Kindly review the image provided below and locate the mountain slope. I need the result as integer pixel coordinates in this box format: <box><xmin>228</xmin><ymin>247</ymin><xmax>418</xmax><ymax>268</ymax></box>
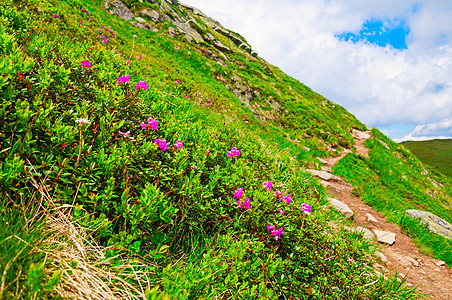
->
<box><xmin>0</xmin><ymin>0</ymin><xmax>450</xmax><ymax>298</ymax></box>
<box><xmin>401</xmin><ymin>139</ymin><xmax>452</xmax><ymax>178</ymax></box>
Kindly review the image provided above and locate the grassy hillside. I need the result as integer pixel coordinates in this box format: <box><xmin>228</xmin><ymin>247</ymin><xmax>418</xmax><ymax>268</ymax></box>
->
<box><xmin>401</xmin><ymin>139</ymin><xmax>452</xmax><ymax>178</ymax></box>
<box><xmin>1</xmin><ymin>0</ymin><xmax>448</xmax><ymax>298</ymax></box>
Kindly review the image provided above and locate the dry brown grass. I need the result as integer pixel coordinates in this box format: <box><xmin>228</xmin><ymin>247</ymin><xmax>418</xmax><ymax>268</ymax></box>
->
<box><xmin>23</xmin><ymin>163</ymin><xmax>151</xmax><ymax>299</ymax></box>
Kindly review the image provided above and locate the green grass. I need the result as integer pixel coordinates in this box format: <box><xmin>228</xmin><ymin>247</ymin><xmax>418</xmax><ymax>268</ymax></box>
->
<box><xmin>0</xmin><ymin>0</ymin><xmax>428</xmax><ymax>298</ymax></box>
<box><xmin>401</xmin><ymin>139</ymin><xmax>452</xmax><ymax>178</ymax></box>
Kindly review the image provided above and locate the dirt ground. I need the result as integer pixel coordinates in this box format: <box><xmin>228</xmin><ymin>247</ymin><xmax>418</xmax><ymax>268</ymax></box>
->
<box><xmin>321</xmin><ymin>132</ymin><xmax>452</xmax><ymax>299</ymax></box>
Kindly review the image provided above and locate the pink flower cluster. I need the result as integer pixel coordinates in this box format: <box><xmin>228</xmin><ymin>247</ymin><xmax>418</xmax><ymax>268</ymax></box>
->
<box><xmin>116</xmin><ymin>75</ymin><xmax>129</xmax><ymax>86</ymax></box>
<box><xmin>97</xmin><ymin>25</ymin><xmax>115</xmax><ymax>44</ymax></box>
<box><xmin>135</xmin><ymin>80</ymin><xmax>149</xmax><ymax>90</ymax></box>
<box><xmin>233</xmin><ymin>187</ymin><xmax>251</xmax><ymax>210</ymax></box>
<box><xmin>227</xmin><ymin>147</ymin><xmax>240</xmax><ymax>158</ymax></box>
<box><xmin>173</xmin><ymin>140</ymin><xmax>183</xmax><ymax>151</ymax></box>
<box><xmin>141</xmin><ymin>118</ymin><xmax>158</xmax><ymax>130</ymax></box>
<box><xmin>263</xmin><ymin>181</ymin><xmax>272</xmax><ymax>191</ymax></box>
<box><xmin>267</xmin><ymin>225</ymin><xmax>283</xmax><ymax>240</ymax></box>
<box><xmin>155</xmin><ymin>138</ymin><xmax>168</xmax><ymax>152</ymax></box>
<box><xmin>301</xmin><ymin>203</ymin><xmax>311</xmax><ymax>215</ymax></box>
<box><xmin>81</xmin><ymin>60</ymin><xmax>91</xmax><ymax>69</ymax></box>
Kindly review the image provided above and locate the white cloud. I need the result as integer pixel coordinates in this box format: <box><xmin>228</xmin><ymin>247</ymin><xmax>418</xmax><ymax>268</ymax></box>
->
<box><xmin>183</xmin><ymin>0</ymin><xmax>452</xmax><ymax>140</ymax></box>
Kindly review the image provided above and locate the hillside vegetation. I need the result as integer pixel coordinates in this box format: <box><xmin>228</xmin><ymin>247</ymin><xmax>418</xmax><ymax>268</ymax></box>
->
<box><xmin>0</xmin><ymin>0</ymin><xmax>450</xmax><ymax>298</ymax></box>
<box><xmin>401</xmin><ymin>139</ymin><xmax>452</xmax><ymax>178</ymax></box>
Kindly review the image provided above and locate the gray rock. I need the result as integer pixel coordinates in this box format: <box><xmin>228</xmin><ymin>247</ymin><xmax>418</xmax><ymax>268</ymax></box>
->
<box><xmin>316</xmin><ymin>157</ymin><xmax>328</xmax><ymax>164</ymax></box>
<box><xmin>140</xmin><ymin>9</ymin><xmax>162</xmax><ymax>22</ymax></box>
<box><xmin>328</xmin><ymin>197</ymin><xmax>354</xmax><ymax>218</ymax></box>
<box><xmin>373</xmin><ymin>230</ymin><xmax>396</xmax><ymax>245</ymax></box>
<box><xmin>104</xmin><ymin>0</ymin><xmax>134</xmax><ymax>21</ymax></box>
<box><xmin>238</xmin><ymin>42</ymin><xmax>251</xmax><ymax>53</ymax></box>
<box><xmin>168</xmin><ymin>26</ymin><xmax>176</xmax><ymax>37</ymax></box>
<box><xmin>213</xmin><ymin>40</ymin><xmax>231</xmax><ymax>52</ymax></box>
<box><xmin>405</xmin><ymin>210</ymin><xmax>452</xmax><ymax>240</ymax></box>
<box><xmin>345</xmin><ymin>226</ymin><xmax>374</xmax><ymax>240</ymax></box>
<box><xmin>173</xmin><ymin>21</ymin><xmax>204</xmax><ymax>44</ymax></box>
<box><xmin>135</xmin><ymin>17</ymin><xmax>146</xmax><ymax>23</ymax></box>
<box><xmin>251</xmin><ymin>50</ymin><xmax>258</xmax><ymax>57</ymax></box>
<box><xmin>129</xmin><ymin>21</ymin><xmax>148</xmax><ymax>30</ymax></box>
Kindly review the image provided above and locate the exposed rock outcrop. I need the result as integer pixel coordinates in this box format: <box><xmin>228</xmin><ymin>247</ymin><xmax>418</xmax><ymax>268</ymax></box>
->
<box><xmin>405</xmin><ymin>210</ymin><xmax>452</xmax><ymax>240</ymax></box>
<box><xmin>104</xmin><ymin>0</ymin><xmax>134</xmax><ymax>21</ymax></box>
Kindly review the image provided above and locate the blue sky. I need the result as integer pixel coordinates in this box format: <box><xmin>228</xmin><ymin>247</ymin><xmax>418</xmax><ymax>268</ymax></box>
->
<box><xmin>184</xmin><ymin>0</ymin><xmax>452</xmax><ymax>142</ymax></box>
<box><xmin>336</xmin><ymin>19</ymin><xmax>409</xmax><ymax>50</ymax></box>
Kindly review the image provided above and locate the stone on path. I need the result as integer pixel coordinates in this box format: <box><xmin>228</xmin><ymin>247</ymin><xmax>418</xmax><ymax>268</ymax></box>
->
<box><xmin>373</xmin><ymin>229</ymin><xmax>396</xmax><ymax>245</ymax></box>
<box><xmin>328</xmin><ymin>197</ymin><xmax>354</xmax><ymax>218</ymax></box>
<box><xmin>307</xmin><ymin>169</ymin><xmax>340</xmax><ymax>181</ymax></box>
<box><xmin>435</xmin><ymin>260</ymin><xmax>446</xmax><ymax>267</ymax></box>
<box><xmin>366</xmin><ymin>213</ymin><xmax>378</xmax><ymax>223</ymax></box>
<box><xmin>405</xmin><ymin>210</ymin><xmax>452</xmax><ymax>240</ymax></box>
<box><xmin>345</xmin><ymin>226</ymin><xmax>374</xmax><ymax>240</ymax></box>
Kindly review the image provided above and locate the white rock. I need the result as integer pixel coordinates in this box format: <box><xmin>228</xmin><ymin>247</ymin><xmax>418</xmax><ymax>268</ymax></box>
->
<box><xmin>366</xmin><ymin>213</ymin><xmax>378</xmax><ymax>223</ymax></box>
<box><xmin>351</xmin><ymin>129</ymin><xmax>371</xmax><ymax>140</ymax></box>
<box><xmin>435</xmin><ymin>260</ymin><xmax>446</xmax><ymax>267</ymax></box>
<box><xmin>328</xmin><ymin>197</ymin><xmax>354</xmax><ymax>218</ymax></box>
<box><xmin>373</xmin><ymin>230</ymin><xmax>396</xmax><ymax>245</ymax></box>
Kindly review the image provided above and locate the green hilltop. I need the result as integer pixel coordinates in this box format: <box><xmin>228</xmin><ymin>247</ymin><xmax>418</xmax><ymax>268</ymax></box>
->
<box><xmin>0</xmin><ymin>0</ymin><xmax>451</xmax><ymax>298</ymax></box>
<box><xmin>401</xmin><ymin>139</ymin><xmax>452</xmax><ymax>178</ymax></box>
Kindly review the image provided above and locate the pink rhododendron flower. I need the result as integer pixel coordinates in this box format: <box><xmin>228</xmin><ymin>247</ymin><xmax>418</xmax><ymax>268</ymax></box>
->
<box><xmin>135</xmin><ymin>80</ymin><xmax>149</xmax><ymax>90</ymax></box>
<box><xmin>81</xmin><ymin>60</ymin><xmax>91</xmax><ymax>69</ymax></box>
<box><xmin>233</xmin><ymin>187</ymin><xmax>243</xmax><ymax>200</ymax></box>
<box><xmin>154</xmin><ymin>138</ymin><xmax>168</xmax><ymax>152</ymax></box>
<box><xmin>118</xmin><ymin>131</ymin><xmax>130</xmax><ymax>138</ymax></box>
<box><xmin>140</xmin><ymin>122</ymin><xmax>146</xmax><ymax>130</ymax></box>
<box><xmin>267</xmin><ymin>224</ymin><xmax>275</xmax><ymax>233</ymax></box>
<box><xmin>278</xmin><ymin>208</ymin><xmax>285</xmax><ymax>215</ymax></box>
<box><xmin>271</xmin><ymin>227</ymin><xmax>284</xmax><ymax>240</ymax></box>
<box><xmin>227</xmin><ymin>147</ymin><xmax>240</xmax><ymax>158</ymax></box>
<box><xmin>173</xmin><ymin>140</ymin><xmax>183</xmax><ymax>151</ymax></box>
<box><xmin>243</xmin><ymin>197</ymin><xmax>251</xmax><ymax>210</ymax></box>
<box><xmin>146</xmin><ymin>118</ymin><xmax>158</xmax><ymax>130</ymax></box>
<box><xmin>116</xmin><ymin>75</ymin><xmax>129</xmax><ymax>86</ymax></box>
<box><xmin>275</xmin><ymin>190</ymin><xmax>282</xmax><ymax>198</ymax></box>
<box><xmin>285</xmin><ymin>194</ymin><xmax>292</xmax><ymax>205</ymax></box>
<box><xmin>301</xmin><ymin>203</ymin><xmax>311</xmax><ymax>215</ymax></box>
<box><xmin>52</xmin><ymin>14</ymin><xmax>58</xmax><ymax>18</ymax></box>
<box><xmin>263</xmin><ymin>181</ymin><xmax>272</xmax><ymax>191</ymax></box>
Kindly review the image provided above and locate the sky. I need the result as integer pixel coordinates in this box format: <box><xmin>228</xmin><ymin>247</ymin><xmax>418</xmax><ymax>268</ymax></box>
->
<box><xmin>183</xmin><ymin>0</ymin><xmax>452</xmax><ymax>142</ymax></box>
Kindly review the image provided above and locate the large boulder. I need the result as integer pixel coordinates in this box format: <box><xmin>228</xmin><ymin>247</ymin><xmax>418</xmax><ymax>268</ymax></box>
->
<box><xmin>104</xmin><ymin>0</ymin><xmax>134</xmax><ymax>21</ymax></box>
<box><xmin>405</xmin><ymin>210</ymin><xmax>452</xmax><ymax>240</ymax></box>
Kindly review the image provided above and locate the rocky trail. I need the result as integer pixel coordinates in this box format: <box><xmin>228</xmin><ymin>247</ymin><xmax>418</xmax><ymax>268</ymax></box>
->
<box><xmin>310</xmin><ymin>130</ymin><xmax>452</xmax><ymax>299</ymax></box>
